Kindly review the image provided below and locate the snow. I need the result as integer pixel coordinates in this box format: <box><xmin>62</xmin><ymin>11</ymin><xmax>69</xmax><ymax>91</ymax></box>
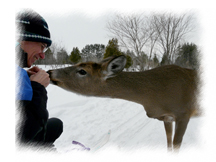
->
<box><xmin>17</xmin><ymin>65</ymin><xmax>205</xmax><ymax>161</ymax></box>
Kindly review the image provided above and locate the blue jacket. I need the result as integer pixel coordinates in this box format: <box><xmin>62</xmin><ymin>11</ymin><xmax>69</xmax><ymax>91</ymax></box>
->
<box><xmin>15</xmin><ymin>42</ymin><xmax>32</xmax><ymax>101</ymax></box>
<box><xmin>16</xmin><ymin>65</ymin><xmax>33</xmax><ymax>101</ymax></box>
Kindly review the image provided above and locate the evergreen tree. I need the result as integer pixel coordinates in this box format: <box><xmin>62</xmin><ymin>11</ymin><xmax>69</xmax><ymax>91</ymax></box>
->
<box><xmin>81</xmin><ymin>44</ymin><xmax>105</xmax><ymax>62</ymax></box>
<box><xmin>70</xmin><ymin>47</ymin><xmax>81</xmax><ymax>64</ymax></box>
<box><xmin>81</xmin><ymin>45</ymin><xmax>91</xmax><ymax>60</ymax></box>
<box><xmin>160</xmin><ymin>54</ymin><xmax>169</xmax><ymax>66</ymax></box>
<box><xmin>94</xmin><ymin>44</ymin><xmax>105</xmax><ymax>59</ymax></box>
<box><xmin>175</xmin><ymin>43</ymin><xmax>200</xmax><ymax>69</ymax></box>
<box><xmin>124</xmin><ymin>50</ymin><xmax>134</xmax><ymax>69</ymax></box>
<box><xmin>104</xmin><ymin>38</ymin><xmax>132</xmax><ymax>69</ymax></box>
<box><xmin>125</xmin><ymin>54</ymin><xmax>133</xmax><ymax>69</ymax></box>
<box><xmin>103</xmin><ymin>38</ymin><xmax>122</xmax><ymax>58</ymax></box>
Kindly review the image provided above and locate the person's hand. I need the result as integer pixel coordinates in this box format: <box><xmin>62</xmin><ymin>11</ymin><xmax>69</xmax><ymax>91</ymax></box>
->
<box><xmin>30</xmin><ymin>69</ymin><xmax>50</xmax><ymax>87</ymax></box>
<box><xmin>27</xmin><ymin>66</ymin><xmax>40</xmax><ymax>76</ymax></box>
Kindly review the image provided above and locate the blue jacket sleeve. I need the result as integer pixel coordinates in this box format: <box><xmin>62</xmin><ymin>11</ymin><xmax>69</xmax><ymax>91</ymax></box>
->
<box><xmin>16</xmin><ymin>65</ymin><xmax>33</xmax><ymax>101</ymax></box>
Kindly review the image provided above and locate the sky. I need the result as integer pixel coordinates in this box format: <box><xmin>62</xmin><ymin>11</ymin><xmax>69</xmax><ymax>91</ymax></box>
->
<box><xmin>44</xmin><ymin>11</ymin><xmax>112</xmax><ymax>53</ymax></box>
<box><xmin>15</xmin><ymin>8</ymin><xmax>116</xmax><ymax>54</ymax></box>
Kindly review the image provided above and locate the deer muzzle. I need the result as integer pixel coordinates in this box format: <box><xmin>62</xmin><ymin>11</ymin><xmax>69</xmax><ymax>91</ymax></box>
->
<box><xmin>47</xmin><ymin>70</ymin><xmax>59</xmax><ymax>85</ymax></box>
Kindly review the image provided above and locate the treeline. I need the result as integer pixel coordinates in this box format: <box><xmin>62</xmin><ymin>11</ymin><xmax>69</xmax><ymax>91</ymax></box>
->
<box><xmin>35</xmin><ymin>12</ymin><xmax>200</xmax><ymax>71</ymax></box>
<box><xmin>35</xmin><ymin>43</ymin><xmax>106</xmax><ymax>68</ymax></box>
<box><xmin>35</xmin><ymin>38</ymin><xmax>200</xmax><ymax>71</ymax></box>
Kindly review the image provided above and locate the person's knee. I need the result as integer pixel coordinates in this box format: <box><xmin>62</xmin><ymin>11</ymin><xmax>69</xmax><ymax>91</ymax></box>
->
<box><xmin>47</xmin><ymin>118</ymin><xmax>63</xmax><ymax>134</ymax></box>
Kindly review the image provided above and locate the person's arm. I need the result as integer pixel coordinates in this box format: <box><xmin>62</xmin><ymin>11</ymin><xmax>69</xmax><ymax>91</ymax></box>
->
<box><xmin>18</xmin><ymin>68</ymin><xmax>50</xmax><ymax>142</ymax></box>
<box><xmin>19</xmin><ymin>80</ymin><xmax>49</xmax><ymax>142</ymax></box>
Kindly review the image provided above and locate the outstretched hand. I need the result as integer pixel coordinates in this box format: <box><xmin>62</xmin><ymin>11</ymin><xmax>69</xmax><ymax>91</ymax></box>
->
<box><xmin>29</xmin><ymin>67</ymin><xmax>50</xmax><ymax>87</ymax></box>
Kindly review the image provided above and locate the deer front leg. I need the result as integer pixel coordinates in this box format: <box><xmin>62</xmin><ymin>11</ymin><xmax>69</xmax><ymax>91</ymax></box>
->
<box><xmin>164</xmin><ymin>120</ymin><xmax>173</xmax><ymax>151</ymax></box>
<box><xmin>173</xmin><ymin>117</ymin><xmax>190</xmax><ymax>151</ymax></box>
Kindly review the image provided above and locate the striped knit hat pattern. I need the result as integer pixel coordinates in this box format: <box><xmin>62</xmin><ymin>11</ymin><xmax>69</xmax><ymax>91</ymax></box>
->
<box><xmin>16</xmin><ymin>10</ymin><xmax>52</xmax><ymax>47</ymax></box>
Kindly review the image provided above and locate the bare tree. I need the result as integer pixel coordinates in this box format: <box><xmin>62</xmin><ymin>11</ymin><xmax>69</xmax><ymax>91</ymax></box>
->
<box><xmin>146</xmin><ymin>15</ymin><xmax>161</xmax><ymax>69</ymax></box>
<box><xmin>49</xmin><ymin>41</ymin><xmax>69</xmax><ymax>68</ymax></box>
<box><xmin>106</xmin><ymin>13</ymin><xmax>154</xmax><ymax>71</ymax></box>
<box><xmin>151</xmin><ymin>12</ymin><xmax>195</xmax><ymax>64</ymax></box>
<box><xmin>106</xmin><ymin>12</ymin><xmax>195</xmax><ymax>70</ymax></box>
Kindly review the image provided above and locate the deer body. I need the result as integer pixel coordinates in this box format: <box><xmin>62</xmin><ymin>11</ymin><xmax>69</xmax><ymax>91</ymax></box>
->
<box><xmin>47</xmin><ymin>55</ymin><xmax>199</xmax><ymax>151</ymax></box>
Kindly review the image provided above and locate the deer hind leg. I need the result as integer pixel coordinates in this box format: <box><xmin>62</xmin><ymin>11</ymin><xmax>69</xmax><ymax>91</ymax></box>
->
<box><xmin>173</xmin><ymin>117</ymin><xmax>190</xmax><ymax>151</ymax></box>
<box><xmin>164</xmin><ymin>121</ymin><xmax>173</xmax><ymax>151</ymax></box>
<box><xmin>163</xmin><ymin>116</ymin><xmax>174</xmax><ymax>151</ymax></box>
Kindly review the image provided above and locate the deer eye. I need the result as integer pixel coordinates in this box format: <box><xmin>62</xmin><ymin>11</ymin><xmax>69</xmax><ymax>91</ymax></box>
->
<box><xmin>77</xmin><ymin>69</ymin><xmax>87</xmax><ymax>75</ymax></box>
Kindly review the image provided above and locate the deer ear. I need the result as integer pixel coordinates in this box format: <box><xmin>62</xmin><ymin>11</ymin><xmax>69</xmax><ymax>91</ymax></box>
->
<box><xmin>103</xmin><ymin>55</ymin><xmax>127</xmax><ymax>80</ymax></box>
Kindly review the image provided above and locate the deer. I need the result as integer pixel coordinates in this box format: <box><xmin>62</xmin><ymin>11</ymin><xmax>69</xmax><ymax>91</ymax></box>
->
<box><xmin>47</xmin><ymin>55</ymin><xmax>200</xmax><ymax>152</ymax></box>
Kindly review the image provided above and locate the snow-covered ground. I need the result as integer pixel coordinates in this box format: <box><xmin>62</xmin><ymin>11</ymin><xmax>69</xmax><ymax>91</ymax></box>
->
<box><xmin>47</xmin><ymin>84</ymin><xmax>202</xmax><ymax>151</ymax></box>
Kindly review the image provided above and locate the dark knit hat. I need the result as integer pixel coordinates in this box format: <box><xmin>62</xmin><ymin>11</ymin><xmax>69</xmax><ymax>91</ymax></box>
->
<box><xmin>16</xmin><ymin>10</ymin><xmax>52</xmax><ymax>47</ymax></box>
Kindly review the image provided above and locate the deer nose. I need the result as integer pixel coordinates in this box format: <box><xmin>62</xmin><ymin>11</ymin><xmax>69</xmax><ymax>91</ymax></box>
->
<box><xmin>47</xmin><ymin>70</ymin><xmax>53</xmax><ymax>77</ymax></box>
<box><xmin>46</xmin><ymin>70</ymin><xmax>58</xmax><ymax>85</ymax></box>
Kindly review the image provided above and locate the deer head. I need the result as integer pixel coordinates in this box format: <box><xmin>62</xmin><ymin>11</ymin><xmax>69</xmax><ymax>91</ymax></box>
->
<box><xmin>47</xmin><ymin>55</ymin><xmax>127</xmax><ymax>95</ymax></box>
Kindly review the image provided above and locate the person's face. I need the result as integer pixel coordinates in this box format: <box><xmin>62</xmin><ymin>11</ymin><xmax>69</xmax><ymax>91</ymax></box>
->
<box><xmin>20</xmin><ymin>41</ymin><xmax>47</xmax><ymax>67</ymax></box>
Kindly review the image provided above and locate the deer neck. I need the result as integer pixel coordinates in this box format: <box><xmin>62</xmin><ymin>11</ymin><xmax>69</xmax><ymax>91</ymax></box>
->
<box><xmin>97</xmin><ymin>72</ymin><xmax>146</xmax><ymax>104</ymax></box>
